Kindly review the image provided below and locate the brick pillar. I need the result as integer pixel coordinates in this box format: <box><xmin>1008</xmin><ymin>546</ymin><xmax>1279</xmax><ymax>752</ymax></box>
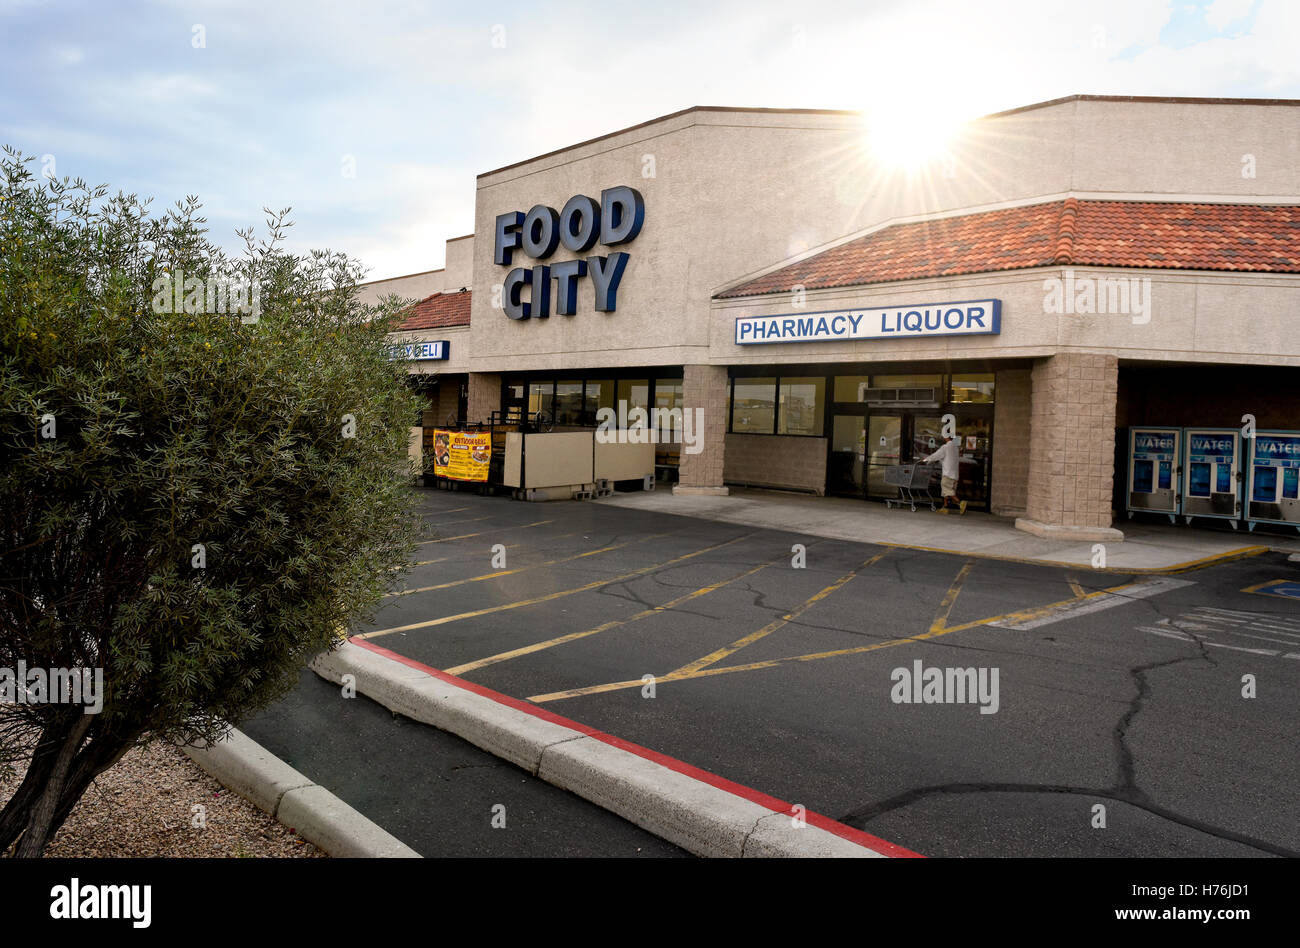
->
<box><xmin>466</xmin><ymin>372</ymin><xmax>500</xmax><ymax>425</ymax></box>
<box><xmin>991</xmin><ymin>368</ymin><xmax>1031</xmax><ymax>517</ymax></box>
<box><xmin>675</xmin><ymin>364</ymin><xmax>729</xmax><ymax>495</ymax></box>
<box><xmin>435</xmin><ymin>376</ymin><xmax>463</xmax><ymax>425</ymax></box>
<box><xmin>1017</xmin><ymin>353</ymin><xmax>1123</xmax><ymax>540</ymax></box>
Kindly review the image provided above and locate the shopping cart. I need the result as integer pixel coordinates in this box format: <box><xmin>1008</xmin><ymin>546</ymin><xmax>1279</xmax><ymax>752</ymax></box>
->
<box><xmin>883</xmin><ymin>462</ymin><xmax>941</xmax><ymax>511</ymax></box>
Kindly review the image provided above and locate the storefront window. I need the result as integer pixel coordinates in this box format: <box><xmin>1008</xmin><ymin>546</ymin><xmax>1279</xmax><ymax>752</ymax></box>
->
<box><xmin>951</xmin><ymin>373</ymin><xmax>995</xmax><ymax>404</ymax></box>
<box><xmin>653</xmin><ymin>380</ymin><xmax>683</xmax><ymax>443</ymax></box>
<box><xmin>584</xmin><ymin>379</ymin><xmax>615</xmax><ymax>425</ymax></box>
<box><xmin>528</xmin><ymin>381</ymin><xmax>554</xmax><ymax>419</ymax></box>
<box><xmin>778</xmin><ymin>377</ymin><xmax>825</xmax><ymax>436</ymax></box>
<box><xmin>555</xmin><ymin>381</ymin><xmax>583</xmax><ymax>426</ymax></box>
<box><xmin>833</xmin><ymin>376</ymin><xmax>871</xmax><ymax>402</ymax></box>
<box><xmin>732</xmin><ymin>378</ymin><xmax>776</xmax><ymax>433</ymax></box>
<box><xmin>617</xmin><ymin>379</ymin><xmax>649</xmax><ymax>420</ymax></box>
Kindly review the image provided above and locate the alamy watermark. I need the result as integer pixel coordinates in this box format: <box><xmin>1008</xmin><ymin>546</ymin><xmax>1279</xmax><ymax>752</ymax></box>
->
<box><xmin>0</xmin><ymin>661</ymin><xmax>104</xmax><ymax>714</ymax></box>
<box><xmin>1043</xmin><ymin>269</ymin><xmax>1150</xmax><ymax>325</ymax></box>
<box><xmin>595</xmin><ymin>400</ymin><xmax>704</xmax><ymax>454</ymax></box>
<box><xmin>890</xmin><ymin>660</ymin><xmax>999</xmax><ymax>714</ymax></box>
<box><xmin>150</xmin><ymin>267</ymin><xmax>261</xmax><ymax>323</ymax></box>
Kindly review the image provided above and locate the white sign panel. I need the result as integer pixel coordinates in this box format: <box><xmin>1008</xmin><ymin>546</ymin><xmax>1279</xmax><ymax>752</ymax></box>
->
<box><xmin>734</xmin><ymin>299</ymin><xmax>1001</xmax><ymax>345</ymax></box>
<box><xmin>389</xmin><ymin>339</ymin><xmax>449</xmax><ymax>361</ymax></box>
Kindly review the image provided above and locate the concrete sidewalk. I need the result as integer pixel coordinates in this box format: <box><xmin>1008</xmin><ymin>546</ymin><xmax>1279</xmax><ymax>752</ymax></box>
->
<box><xmin>596</xmin><ymin>487</ymin><xmax>1300</xmax><ymax>571</ymax></box>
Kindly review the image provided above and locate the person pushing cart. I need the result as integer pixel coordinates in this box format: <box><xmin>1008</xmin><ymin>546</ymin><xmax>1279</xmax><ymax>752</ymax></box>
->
<box><xmin>921</xmin><ymin>435</ymin><xmax>967</xmax><ymax>515</ymax></box>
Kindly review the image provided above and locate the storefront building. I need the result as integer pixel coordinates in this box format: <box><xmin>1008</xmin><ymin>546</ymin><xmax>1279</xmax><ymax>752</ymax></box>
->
<box><xmin>368</xmin><ymin>94</ymin><xmax>1300</xmax><ymax>540</ymax></box>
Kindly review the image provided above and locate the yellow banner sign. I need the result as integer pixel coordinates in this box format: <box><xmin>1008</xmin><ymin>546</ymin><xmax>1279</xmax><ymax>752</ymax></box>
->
<box><xmin>432</xmin><ymin>429</ymin><xmax>491</xmax><ymax>482</ymax></box>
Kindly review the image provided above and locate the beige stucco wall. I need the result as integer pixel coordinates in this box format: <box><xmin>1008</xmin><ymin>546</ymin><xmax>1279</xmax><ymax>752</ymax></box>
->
<box><xmin>356</xmin><ymin>269</ymin><xmax>447</xmax><ymax>308</ymax></box>
<box><xmin>388</xmin><ymin>324</ymin><xmax>471</xmax><ymax>375</ymax></box>
<box><xmin>462</xmin><ymin>98</ymin><xmax>1300</xmax><ymax>375</ymax></box>
<box><xmin>443</xmin><ymin>235</ymin><xmax>474</xmax><ymax>289</ymax></box>
<box><xmin>710</xmin><ymin>267</ymin><xmax>1300</xmax><ymax>368</ymax></box>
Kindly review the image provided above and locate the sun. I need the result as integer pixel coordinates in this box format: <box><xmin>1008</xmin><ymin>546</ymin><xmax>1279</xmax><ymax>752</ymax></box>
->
<box><xmin>861</xmin><ymin>101</ymin><xmax>968</xmax><ymax>171</ymax></box>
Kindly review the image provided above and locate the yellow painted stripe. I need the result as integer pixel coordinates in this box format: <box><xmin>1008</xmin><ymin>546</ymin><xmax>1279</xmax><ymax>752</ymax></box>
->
<box><xmin>428</xmin><ymin>514</ymin><xmax>494</xmax><ymax>527</ymax></box>
<box><xmin>446</xmin><ymin>559</ymin><xmax>775</xmax><ymax>675</ymax></box>
<box><xmin>1067</xmin><ymin>577</ymin><xmax>1087</xmax><ymax>599</ymax></box>
<box><xmin>407</xmin><ymin>555</ymin><xmax>451</xmax><ymax>568</ymax></box>
<box><xmin>917</xmin><ymin>576</ymin><xmax>1142</xmax><ymax>635</ymax></box>
<box><xmin>386</xmin><ymin>534</ymin><xmax>666</xmax><ymax>598</ymax></box>
<box><xmin>528</xmin><ymin>573</ymin><xmax>1146</xmax><ymax>703</ymax></box>
<box><xmin>930</xmin><ymin>560</ymin><xmax>974</xmax><ymax>632</ymax></box>
<box><xmin>670</xmin><ymin>553</ymin><xmax>886</xmax><ymax>677</ymax></box>
<box><xmin>416</xmin><ymin>519</ymin><xmax>553</xmax><ymax>546</ymax></box>
<box><xmin>357</xmin><ymin>533</ymin><xmax>754</xmax><ymax>640</ymax></box>
<box><xmin>408</xmin><ymin>534</ymin><xmax>579</xmax><ymax>568</ymax></box>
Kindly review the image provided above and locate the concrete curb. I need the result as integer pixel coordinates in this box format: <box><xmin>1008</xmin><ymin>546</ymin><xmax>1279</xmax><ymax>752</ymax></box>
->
<box><xmin>311</xmin><ymin>640</ymin><xmax>919</xmax><ymax>859</ymax></box>
<box><xmin>181</xmin><ymin>726</ymin><xmax>421</xmax><ymax>858</ymax></box>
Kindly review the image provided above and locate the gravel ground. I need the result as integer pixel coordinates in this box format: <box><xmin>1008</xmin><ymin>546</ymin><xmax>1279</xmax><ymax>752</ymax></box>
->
<box><xmin>0</xmin><ymin>738</ymin><xmax>325</xmax><ymax>858</ymax></box>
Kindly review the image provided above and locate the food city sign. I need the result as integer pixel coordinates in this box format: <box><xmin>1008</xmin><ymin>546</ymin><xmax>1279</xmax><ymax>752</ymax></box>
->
<box><xmin>494</xmin><ymin>186</ymin><xmax>645</xmax><ymax>320</ymax></box>
<box><xmin>734</xmin><ymin>299</ymin><xmax>1001</xmax><ymax>345</ymax></box>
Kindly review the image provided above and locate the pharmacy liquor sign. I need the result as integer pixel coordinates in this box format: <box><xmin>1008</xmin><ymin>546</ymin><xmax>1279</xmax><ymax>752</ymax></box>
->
<box><xmin>735</xmin><ymin>299</ymin><xmax>1001</xmax><ymax>345</ymax></box>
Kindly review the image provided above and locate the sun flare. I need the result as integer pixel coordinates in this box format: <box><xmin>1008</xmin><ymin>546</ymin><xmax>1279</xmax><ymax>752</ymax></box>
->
<box><xmin>861</xmin><ymin>101</ymin><xmax>968</xmax><ymax>171</ymax></box>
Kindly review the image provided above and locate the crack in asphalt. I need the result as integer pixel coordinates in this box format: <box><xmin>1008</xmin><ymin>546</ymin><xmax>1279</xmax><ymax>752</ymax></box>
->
<box><xmin>837</xmin><ymin>579</ymin><xmax>1294</xmax><ymax>857</ymax></box>
<box><xmin>837</xmin><ymin>782</ymin><xmax>1297</xmax><ymax>857</ymax></box>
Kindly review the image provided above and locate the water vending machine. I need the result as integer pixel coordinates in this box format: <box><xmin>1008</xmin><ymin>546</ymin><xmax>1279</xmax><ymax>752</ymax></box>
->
<box><xmin>1126</xmin><ymin>426</ymin><xmax>1181</xmax><ymax>522</ymax></box>
<box><xmin>1247</xmin><ymin>430</ymin><xmax>1300</xmax><ymax>532</ymax></box>
<box><xmin>1181</xmin><ymin>428</ymin><xmax>1242</xmax><ymax>527</ymax></box>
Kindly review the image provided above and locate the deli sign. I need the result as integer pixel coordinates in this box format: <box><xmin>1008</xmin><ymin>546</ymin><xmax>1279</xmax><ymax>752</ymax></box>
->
<box><xmin>494</xmin><ymin>186</ymin><xmax>645</xmax><ymax>319</ymax></box>
<box><xmin>389</xmin><ymin>339</ymin><xmax>449</xmax><ymax>361</ymax></box>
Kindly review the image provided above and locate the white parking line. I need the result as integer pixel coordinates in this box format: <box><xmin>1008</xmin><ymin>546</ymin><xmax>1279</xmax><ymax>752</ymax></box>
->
<box><xmin>993</xmin><ymin>577</ymin><xmax>1195</xmax><ymax>631</ymax></box>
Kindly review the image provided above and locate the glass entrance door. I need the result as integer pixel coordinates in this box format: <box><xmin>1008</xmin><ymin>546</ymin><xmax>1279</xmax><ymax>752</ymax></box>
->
<box><xmin>866</xmin><ymin>414</ymin><xmax>902</xmax><ymax>499</ymax></box>
<box><xmin>911</xmin><ymin>414</ymin><xmax>945</xmax><ymax>466</ymax></box>
<box><xmin>953</xmin><ymin>411</ymin><xmax>992</xmax><ymax>507</ymax></box>
<box><xmin>866</xmin><ymin>411</ymin><xmax>987</xmax><ymax>505</ymax></box>
<box><xmin>829</xmin><ymin>414</ymin><xmax>866</xmax><ymax>495</ymax></box>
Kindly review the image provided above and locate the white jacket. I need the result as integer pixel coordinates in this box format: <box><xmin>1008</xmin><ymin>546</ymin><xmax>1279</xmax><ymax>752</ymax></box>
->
<box><xmin>923</xmin><ymin>440</ymin><xmax>960</xmax><ymax>480</ymax></box>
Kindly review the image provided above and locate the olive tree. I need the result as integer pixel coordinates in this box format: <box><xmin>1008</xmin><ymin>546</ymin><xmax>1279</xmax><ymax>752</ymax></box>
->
<box><xmin>0</xmin><ymin>147</ymin><xmax>422</xmax><ymax>856</ymax></box>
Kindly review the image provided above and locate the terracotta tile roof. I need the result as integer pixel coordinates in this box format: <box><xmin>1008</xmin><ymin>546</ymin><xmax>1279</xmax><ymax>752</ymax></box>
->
<box><xmin>717</xmin><ymin>200</ymin><xmax>1300</xmax><ymax>298</ymax></box>
<box><xmin>397</xmin><ymin>289</ymin><xmax>471</xmax><ymax>330</ymax></box>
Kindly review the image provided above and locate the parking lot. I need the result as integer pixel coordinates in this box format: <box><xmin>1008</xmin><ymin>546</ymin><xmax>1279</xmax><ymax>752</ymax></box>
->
<box><xmin>352</xmin><ymin>487</ymin><xmax>1300</xmax><ymax>858</ymax></box>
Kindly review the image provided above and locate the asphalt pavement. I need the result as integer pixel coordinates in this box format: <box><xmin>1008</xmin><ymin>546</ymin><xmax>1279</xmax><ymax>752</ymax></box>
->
<box><xmin>240</xmin><ymin>669</ymin><xmax>686</xmax><ymax>857</ymax></box>
<box><xmin>340</xmin><ymin>484</ymin><xmax>1298</xmax><ymax>858</ymax></box>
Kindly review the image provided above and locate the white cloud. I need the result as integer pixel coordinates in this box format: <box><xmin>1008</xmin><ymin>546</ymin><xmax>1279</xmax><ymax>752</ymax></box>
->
<box><xmin>1206</xmin><ymin>0</ymin><xmax>1256</xmax><ymax>31</ymax></box>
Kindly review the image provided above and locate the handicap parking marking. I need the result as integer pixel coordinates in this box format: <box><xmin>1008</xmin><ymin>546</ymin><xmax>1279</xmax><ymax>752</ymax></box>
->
<box><xmin>1137</xmin><ymin>606</ymin><xmax>1300</xmax><ymax>660</ymax></box>
<box><xmin>1242</xmin><ymin>579</ymin><xmax>1300</xmax><ymax>601</ymax></box>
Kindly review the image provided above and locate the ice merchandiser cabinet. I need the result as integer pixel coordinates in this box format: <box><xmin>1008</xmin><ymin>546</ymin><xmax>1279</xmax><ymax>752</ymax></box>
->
<box><xmin>1127</xmin><ymin>427</ymin><xmax>1181</xmax><ymax>521</ymax></box>
<box><xmin>1181</xmin><ymin>428</ymin><xmax>1242</xmax><ymax>527</ymax></box>
<box><xmin>1247</xmin><ymin>430</ymin><xmax>1300</xmax><ymax>532</ymax></box>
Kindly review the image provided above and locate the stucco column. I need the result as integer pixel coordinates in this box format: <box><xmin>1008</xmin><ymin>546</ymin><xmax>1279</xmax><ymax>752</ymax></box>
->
<box><xmin>674</xmin><ymin>364</ymin><xmax>729</xmax><ymax>496</ymax></box>
<box><xmin>1016</xmin><ymin>352</ymin><xmax>1124</xmax><ymax>541</ymax></box>
<box><xmin>466</xmin><ymin>372</ymin><xmax>501</xmax><ymax>425</ymax></box>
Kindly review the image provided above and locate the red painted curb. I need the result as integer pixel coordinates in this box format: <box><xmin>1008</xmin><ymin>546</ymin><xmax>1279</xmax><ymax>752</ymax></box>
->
<box><xmin>350</xmin><ymin>637</ymin><xmax>923</xmax><ymax>858</ymax></box>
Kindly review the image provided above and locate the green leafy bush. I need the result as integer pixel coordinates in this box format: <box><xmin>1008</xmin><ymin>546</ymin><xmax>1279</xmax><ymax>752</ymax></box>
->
<box><xmin>0</xmin><ymin>147</ymin><xmax>422</xmax><ymax>856</ymax></box>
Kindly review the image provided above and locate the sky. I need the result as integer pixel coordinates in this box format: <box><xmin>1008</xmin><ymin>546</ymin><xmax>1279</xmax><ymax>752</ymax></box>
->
<box><xmin>1</xmin><ymin>0</ymin><xmax>1295</xmax><ymax>281</ymax></box>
